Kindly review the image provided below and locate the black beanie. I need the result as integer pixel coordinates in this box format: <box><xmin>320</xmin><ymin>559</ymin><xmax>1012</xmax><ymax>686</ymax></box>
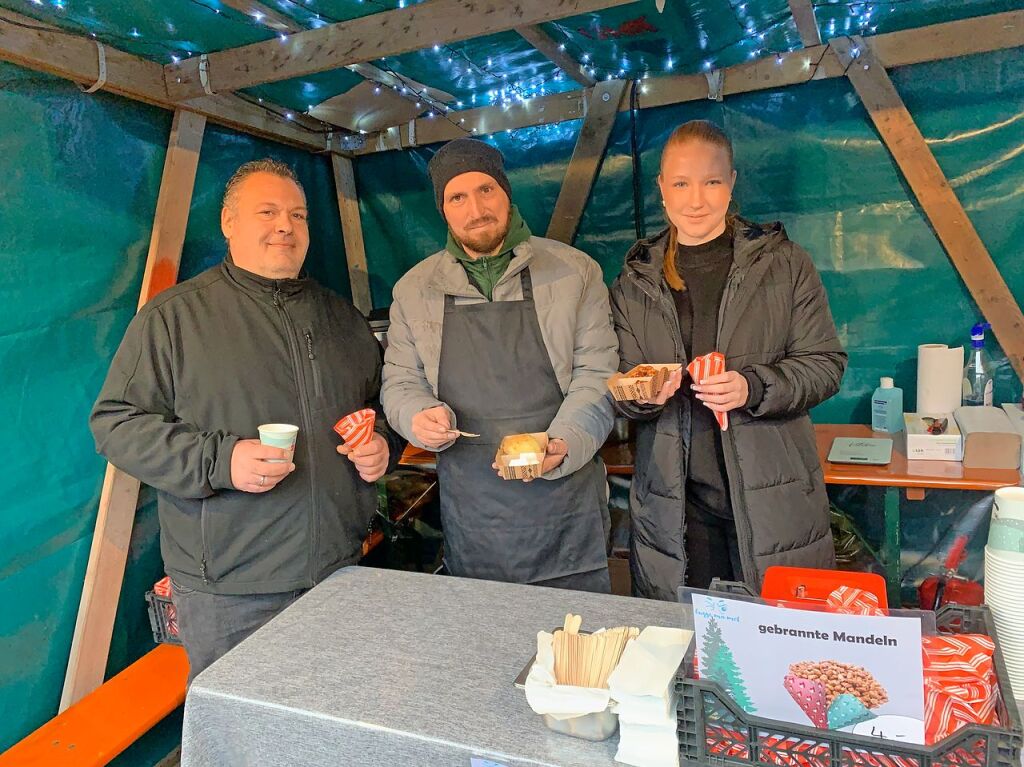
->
<box><xmin>427</xmin><ymin>138</ymin><xmax>513</xmax><ymax>213</ymax></box>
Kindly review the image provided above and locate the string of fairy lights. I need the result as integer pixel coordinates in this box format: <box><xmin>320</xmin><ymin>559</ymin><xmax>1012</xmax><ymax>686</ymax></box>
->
<box><xmin>5</xmin><ymin>0</ymin><xmax>919</xmax><ymax>139</ymax></box>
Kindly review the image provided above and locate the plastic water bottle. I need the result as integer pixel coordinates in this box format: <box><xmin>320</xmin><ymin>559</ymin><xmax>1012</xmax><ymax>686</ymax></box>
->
<box><xmin>962</xmin><ymin>322</ymin><xmax>993</xmax><ymax>407</ymax></box>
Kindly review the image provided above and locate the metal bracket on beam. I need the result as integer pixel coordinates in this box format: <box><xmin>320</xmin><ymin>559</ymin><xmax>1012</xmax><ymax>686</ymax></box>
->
<box><xmin>78</xmin><ymin>41</ymin><xmax>107</xmax><ymax>94</ymax></box>
<box><xmin>705</xmin><ymin>69</ymin><xmax>724</xmax><ymax>102</ymax></box>
<box><xmin>198</xmin><ymin>54</ymin><xmax>215</xmax><ymax>96</ymax></box>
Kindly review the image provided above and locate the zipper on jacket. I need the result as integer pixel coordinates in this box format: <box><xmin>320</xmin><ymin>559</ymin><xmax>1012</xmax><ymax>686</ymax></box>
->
<box><xmin>200</xmin><ymin>499</ymin><xmax>210</xmax><ymax>584</ymax></box>
<box><xmin>272</xmin><ymin>286</ymin><xmax>320</xmax><ymax>585</ymax></box>
<box><xmin>304</xmin><ymin>330</ymin><xmax>324</xmax><ymax>399</ymax></box>
<box><xmin>723</xmin><ymin>428</ymin><xmax>756</xmax><ymax>585</ymax></box>
<box><xmin>714</xmin><ymin>264</ymin><xmax>757</xmax><ymax>585</ymax></box>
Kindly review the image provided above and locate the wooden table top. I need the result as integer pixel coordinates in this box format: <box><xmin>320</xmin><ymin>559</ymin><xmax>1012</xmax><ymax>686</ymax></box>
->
<box><xmin>816</xmin><ymin>423</ymin><xmax>1019</xmax><ymax>492</ymax></box>
<box><xmin>400</xmin><ymin>424</ymin><xmax>1021</xmax><ymax>492</ymax></box>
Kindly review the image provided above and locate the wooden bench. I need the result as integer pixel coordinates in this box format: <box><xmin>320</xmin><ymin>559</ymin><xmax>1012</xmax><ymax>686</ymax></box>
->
<box><xmin>0</xmin><ymin>644</ymin><xmax>188</xmax><ymax>767</ymax></box>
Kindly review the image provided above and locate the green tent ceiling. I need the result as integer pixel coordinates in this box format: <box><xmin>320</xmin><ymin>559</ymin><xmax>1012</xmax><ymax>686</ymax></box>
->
<box><xmin>1</xmin><ymin>0</ymin><xmax>1019</xmax><ymax>116</ymax></box>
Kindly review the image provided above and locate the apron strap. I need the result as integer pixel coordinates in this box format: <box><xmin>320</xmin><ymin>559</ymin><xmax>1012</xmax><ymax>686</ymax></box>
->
<box><xmin>519</xmin><ymin>268</ymin><xmax>534</xmax><ymax>301</ymax></box>
<box><xmin>443</xmin><ymin>266</ymin><xmax>533</xmax><ymax>311</ymax></box>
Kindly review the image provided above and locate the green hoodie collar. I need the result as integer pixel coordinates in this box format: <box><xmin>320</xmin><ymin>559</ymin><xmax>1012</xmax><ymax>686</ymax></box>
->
<box><xmin>446</xmin><ymin>205</ymin><xmax>532</xmax><ymax>262</ymax></box>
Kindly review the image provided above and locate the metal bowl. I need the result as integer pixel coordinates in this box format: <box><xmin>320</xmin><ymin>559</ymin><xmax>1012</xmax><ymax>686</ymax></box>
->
<box><xmin>542</xmin><ymin>709</ymin><xmax>619</xmax><ymax>741</ymax></box>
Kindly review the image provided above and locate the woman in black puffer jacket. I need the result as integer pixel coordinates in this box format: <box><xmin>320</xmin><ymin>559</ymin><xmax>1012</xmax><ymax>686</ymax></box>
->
<box><xmin>611</xmin><ymin>120</ymin><xmax>847</xmax><ymax>601</ymax></box>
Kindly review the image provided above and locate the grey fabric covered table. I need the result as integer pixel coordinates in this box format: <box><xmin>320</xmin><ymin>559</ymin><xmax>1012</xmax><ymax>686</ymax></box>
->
<box><xmin>181</xmin><ymin>566</ymin><xmax>690</xmax><ymax>767</ymax></box>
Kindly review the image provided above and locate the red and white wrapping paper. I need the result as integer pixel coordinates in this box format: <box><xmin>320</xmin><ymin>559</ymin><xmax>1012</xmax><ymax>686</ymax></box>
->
<box><xmin>152</xmin><ymin>576</ymin><xmax>179</xmax><ymax>637</ymax></box>
<box><xmin>153</xmin><ymin>575</ymin><xmax>172</xmax><ymax>597</ymax></box>
<box><xmin>825</xmin><ymin>585</ymin><xmax>886</xmax><ymax>617</ymax></box>
<box><xmin>333</xmin><ymin>408</ymin><xmax>377</xmax><ymax>449</ymax></box>
<box><xmin>825</xmin><ymin>586</ymin><xmax>1000</xmax><ymax>745</ymax></box>
<box><xmin>922</xmin><ymin>634</ymin><xmax>999</xmax><ymax>744</ymax></box>
<box><xmin>687</xmin><ymin>351</ymin><xmax>728</xmax><ymax>431</ymax></box>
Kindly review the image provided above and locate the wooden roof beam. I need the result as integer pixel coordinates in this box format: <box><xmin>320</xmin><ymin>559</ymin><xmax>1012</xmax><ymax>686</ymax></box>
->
<box><xmin>0</xmin><ymin>9</ymin><xmax>335</xmax><ymax>152</ymax></box>
<box><xmin>218</xmin><ymin>0</ymin><xmax>299</xmax><ymax>33</ymax></box>
<box><xmin>515</xmin><ymin>24</ymin><xmax>596</xmax><ymax>88</ymax></box>
<box><xmin>355</xmin><ymin>9</ymin><xmax>1024</xmax><ymax>153</ymax></box>
<box><xmin>164</xmin><ymin>0</ymin><xmax>637</xmax><ymax>101</ymax></box>
<box><xmin>218</xmin><ymin>0</ymin><xmax>452</xmax><ymax>113</ymax></box>
<box><xmin>788</xmin><ymin>0</ymin><xmax>822</xmax><ymax>47</ymax></box>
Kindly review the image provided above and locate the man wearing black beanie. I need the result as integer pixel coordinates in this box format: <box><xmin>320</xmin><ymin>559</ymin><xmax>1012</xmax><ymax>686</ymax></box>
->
<box><xmin>382</xmin><ymin>137</ymin><xmax>618</xmax><ymax>592</ymax></box>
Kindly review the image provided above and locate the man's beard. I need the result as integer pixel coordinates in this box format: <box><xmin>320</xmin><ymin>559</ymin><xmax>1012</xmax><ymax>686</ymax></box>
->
<box><xmin>457</xmin><ymin>211</ymin><xmax>512</xmax><ymax>256</ymax></box>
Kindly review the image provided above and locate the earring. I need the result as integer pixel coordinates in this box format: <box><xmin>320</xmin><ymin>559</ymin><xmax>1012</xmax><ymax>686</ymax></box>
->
<box><xmin>661</xmin><ymin>200</ymin><xmax>666</xmax><ymax>208</ymax></box>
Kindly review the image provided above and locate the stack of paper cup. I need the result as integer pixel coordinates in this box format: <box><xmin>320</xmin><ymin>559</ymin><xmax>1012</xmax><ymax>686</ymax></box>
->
<box><xmin>984</xmin><ymin>486</ymin><xmax>1024</xmax><ymax>699</ymax></box>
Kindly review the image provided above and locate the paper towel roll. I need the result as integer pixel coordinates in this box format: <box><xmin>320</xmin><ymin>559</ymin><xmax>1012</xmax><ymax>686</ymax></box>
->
<box><xmin>917</xmin><ymin>344</ymin><xmax>964</xmax><ymax>414</ymax></box>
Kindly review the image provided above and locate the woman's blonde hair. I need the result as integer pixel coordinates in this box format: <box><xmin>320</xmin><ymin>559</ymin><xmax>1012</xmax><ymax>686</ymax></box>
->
<box><xmin>660</xmin><ymin>120</ymin><xmax>735</xmax><ymax>291</ymax></box>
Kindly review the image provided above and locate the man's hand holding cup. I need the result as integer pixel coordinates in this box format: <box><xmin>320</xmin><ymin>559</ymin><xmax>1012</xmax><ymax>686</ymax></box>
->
<box><xmin>231</xmin><ymin>423</ymin><xmax>299</xmax><ymax>493</ymax></box>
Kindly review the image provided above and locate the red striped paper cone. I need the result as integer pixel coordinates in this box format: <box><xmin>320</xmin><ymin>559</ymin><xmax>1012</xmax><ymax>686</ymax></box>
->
<box><xmin>334</xmin><ymin>408</ymin><xmax>377</xmax><ymax>449</ymax></box>
<box><xmin>687</xmin><ymin>351</ymin><xmax>728</xmax><ymax>430</ymax></box>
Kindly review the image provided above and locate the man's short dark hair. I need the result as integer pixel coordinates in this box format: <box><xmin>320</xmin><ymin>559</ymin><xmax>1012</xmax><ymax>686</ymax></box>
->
<box><xmin>222</xmin><ymin>158</ymin><xmax>305</xmax><ymax>211</ymax></box>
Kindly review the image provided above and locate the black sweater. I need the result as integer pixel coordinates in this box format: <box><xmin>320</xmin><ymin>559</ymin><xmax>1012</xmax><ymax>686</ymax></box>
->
<box><xmin>671</xmin><ymin>228</ymin><xmax>735</xmax><ymax>519</ymax></box>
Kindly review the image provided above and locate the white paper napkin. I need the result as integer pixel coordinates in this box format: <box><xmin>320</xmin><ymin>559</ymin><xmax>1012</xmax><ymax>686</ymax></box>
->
<box><xmin>616</xmin><ymin>720</ymin><xmax>680</xmax><ymax>767</ymax></box>
<box><xmin>608</xmin><ymin>626</ymin><xmax>692</xmax><ymax>698</ymax></box>
<box><xmin>609</xmin><ymin>626</ymin><xmax>691</xmax><ymax>765</ymax></box>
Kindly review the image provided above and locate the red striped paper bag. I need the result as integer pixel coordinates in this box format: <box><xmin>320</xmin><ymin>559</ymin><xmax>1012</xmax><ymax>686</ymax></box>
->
<box><xmin>153</xmin><ymin>576</ymin><xmax>172</xmax><ymax>597</ymax></box>
<box><xmin>826</xmin><ymin>586</ymin><xmax>886</xmax><ymax>616</ymax></box>
<box><xmin>687</xmin><ymin>351</ymin><xmax>728</xmax><ymax>431</ymax></box>
<box><xmin>333</xmin><ymin>408</ymin><xmax>377</xmax><ymax>449</ymax></box>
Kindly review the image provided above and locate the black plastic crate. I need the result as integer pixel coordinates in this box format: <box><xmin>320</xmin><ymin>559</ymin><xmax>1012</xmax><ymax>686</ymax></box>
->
<box><xmin>677</xmin><ymin>582</ymin><xmax>1022</xmax><ymax>767</ymax></box>
<box><xmin>145</xmin><ymin>589</ymin><xmax>181</xmax><ymax>646</ymax></box>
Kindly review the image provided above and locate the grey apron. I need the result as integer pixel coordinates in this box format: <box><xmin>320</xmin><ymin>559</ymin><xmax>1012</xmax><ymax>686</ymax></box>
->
<box><xmin>436</xmin><ymin>267</ymin><xmax>609</xmax><ymax>587</ymax></box>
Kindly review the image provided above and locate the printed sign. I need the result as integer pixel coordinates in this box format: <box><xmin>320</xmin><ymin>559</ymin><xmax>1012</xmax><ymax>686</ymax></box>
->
<box><xmin>691</xmin><ymin>593</ymin><xmax>926</xmax><ymax>743</ymax></box>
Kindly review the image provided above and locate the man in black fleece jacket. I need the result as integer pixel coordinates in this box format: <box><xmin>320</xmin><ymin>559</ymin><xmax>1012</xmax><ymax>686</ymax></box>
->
<box><xmin>90</xmin><ymin>159</ymin><xmax>403</xmax><ymax>681</ymax></box>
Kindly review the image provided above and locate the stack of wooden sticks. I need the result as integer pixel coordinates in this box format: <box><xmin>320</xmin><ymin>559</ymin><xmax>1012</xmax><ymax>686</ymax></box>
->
<box><xmin>552</xmin><ymin>613</ymin><xmax>639</xmax><ymax>689</ymax></box>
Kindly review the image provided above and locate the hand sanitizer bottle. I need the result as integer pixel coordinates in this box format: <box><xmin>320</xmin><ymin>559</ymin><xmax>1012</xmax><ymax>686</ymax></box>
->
<box><xmin>871</xmin><ymin>377</ymin><xmax>904</xmax><ymax>433</ymax></box>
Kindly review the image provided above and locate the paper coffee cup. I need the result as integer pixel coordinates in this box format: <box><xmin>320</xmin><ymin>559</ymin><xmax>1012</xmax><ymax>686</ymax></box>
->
<box><xmin>989</xmin><ymin>518</ymin><xmax>1024</xmax><ymax>554</ymax></box>
<box><xmin>993</xmin><ymin>487</ymin><xmax>1024</xmax><ymax>523</ymax></box>
<box><xmin>258</xmin><ymin>424</ymin><xmax>298</xmax><ymax>462</ymax></box>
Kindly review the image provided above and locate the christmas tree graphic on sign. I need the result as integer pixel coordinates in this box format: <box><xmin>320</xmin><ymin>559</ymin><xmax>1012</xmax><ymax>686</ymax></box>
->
<box><xmin>700</xmin><ymin>614</ymin><xmax>756</xmax><ymax>713</ymax></box>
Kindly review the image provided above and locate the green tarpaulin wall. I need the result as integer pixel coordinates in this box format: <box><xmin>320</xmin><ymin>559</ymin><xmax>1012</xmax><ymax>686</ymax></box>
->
<box><xmin>0</xmin><ymin>61</ymin><xmax>349</xmax><ymax>759</ymax></box>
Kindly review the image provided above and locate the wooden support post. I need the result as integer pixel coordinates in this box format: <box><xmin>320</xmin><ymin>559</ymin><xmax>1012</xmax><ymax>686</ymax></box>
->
<box><xmin>331</xmin><ymin>154</ymin><xmax>372</xmax><ymax>314</ymax></box>
<box><xmin>60</xmin><ymin>110</ymin><xmax>207</xmax><ymax>711</ymax></box>
<box><xmin>138</xmin><ymin>111</ymin><xmax>209</xmax><ymax>304</ymax></box>
<box><xmin>788</xmin><ymin>0</ymin><xmax>822</xmax><ymax>47</ymax></box>
<box><xmin>515</xmin><ymin>25</ymin><xmax>596</xmax><ymax>87</ymax></box>
<box><xmin>833</xmin><ymin>36</ymin><xmax>1024</xmax><ymax>380</ymax></box>
<box><xmin>546</xmin><ymin>79</ymin><xmax>627</xmax><ymax>245</ymax></box>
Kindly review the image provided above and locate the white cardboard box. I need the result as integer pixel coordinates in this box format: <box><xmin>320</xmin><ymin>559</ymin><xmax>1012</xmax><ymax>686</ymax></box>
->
<box><xmin>904</xmin><ymin>413</ymin><xmax>963</xmax><ymax>461</ymax></box>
